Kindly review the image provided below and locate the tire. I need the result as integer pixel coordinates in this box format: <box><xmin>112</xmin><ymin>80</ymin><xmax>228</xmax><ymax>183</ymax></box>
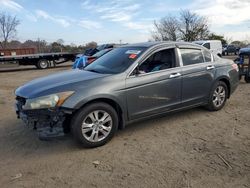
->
<box><xmin>37</xmin><ymin>59</ymin><xmax>48</xmax><ymax>69</ymax></box>
<box><xmin>206</xmin><ymin>81</ymin><xmax>228</xmax><ymax>111</ymax></box>
<box><xmin>71</xmin><ymin>102</ymin><xmax>118</xmax><ymax>148</ymax></box>
<box><xmin>245</xmin><ymin>76</ymin><xmax>250</xmax><ymax>83</ymax></box>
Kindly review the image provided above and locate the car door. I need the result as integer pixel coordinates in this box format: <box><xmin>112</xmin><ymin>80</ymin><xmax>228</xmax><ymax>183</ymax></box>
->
<box><xmin>125</xmin><ymin>47</ymin><xmax>182</xmax><ymax>120</ymax></box>
<box><xmin>179</xmin><ymin>47</ymin><xmax>215</xmax><ymax>106</ymax></box>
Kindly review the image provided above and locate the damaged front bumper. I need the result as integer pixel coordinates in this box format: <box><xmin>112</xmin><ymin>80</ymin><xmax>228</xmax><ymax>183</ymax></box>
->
<box><xmin>15</xmin><ymin>96</ymin><xmax>72</xmax><ymax>140</ymax></box>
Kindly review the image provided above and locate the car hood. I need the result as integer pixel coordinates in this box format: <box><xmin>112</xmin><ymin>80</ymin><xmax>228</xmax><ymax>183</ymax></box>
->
<box><xmin>15</xmin><ymin>69</ymin><xmax>108</xmax><ymax>98</ymax></box>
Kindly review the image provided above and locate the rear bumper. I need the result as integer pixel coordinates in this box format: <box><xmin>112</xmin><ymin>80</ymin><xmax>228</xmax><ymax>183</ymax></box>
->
<box><xmin>229</xmin><ymin>68</ymin><xmax>240</xmax><ymax>96</ymax></box>
<box><xmin>15</xmin><ymin>98</ymin><xmax>73</xmax><ymax>140</ymax></box>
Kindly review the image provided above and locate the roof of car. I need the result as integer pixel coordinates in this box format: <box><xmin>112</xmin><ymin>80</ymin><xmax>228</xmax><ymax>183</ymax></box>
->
<box><xmin>121</xmin><ymin>41</ymin><xmax>201</xmax><ymax>49</ymax></box>
<box><xmin>193</xmin><ymin>40</ymin><xmax>221</xmax><ymax>43</ymax></box>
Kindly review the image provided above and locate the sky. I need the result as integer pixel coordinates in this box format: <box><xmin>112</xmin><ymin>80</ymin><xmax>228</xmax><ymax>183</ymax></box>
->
<box><xmin>0</xmin><ymin>0</ymin><xmax>250</xmax><ymax>45</ymax></box>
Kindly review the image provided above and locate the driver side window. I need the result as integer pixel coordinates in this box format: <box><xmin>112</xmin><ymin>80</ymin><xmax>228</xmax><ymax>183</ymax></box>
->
<box><xmin>137</xmin><ymin>48</ymin><xmax>176</xmax><ymax>74</ymax></box>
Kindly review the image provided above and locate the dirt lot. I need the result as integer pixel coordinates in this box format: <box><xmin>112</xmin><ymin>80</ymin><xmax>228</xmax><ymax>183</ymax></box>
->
<box><xmin>0</xmin><ymin>61</ymin><xmax>250</xmax><ymax>188</ymax></box>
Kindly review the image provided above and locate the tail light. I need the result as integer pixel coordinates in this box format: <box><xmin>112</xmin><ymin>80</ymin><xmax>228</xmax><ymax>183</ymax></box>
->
<box><xmin>232</xmin><ymin>63</ymin><xmax>239</xmax><ymax>72</ymax></box>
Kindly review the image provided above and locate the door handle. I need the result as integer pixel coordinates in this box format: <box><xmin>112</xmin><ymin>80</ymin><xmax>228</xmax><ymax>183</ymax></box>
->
<box><xmin>169</xmin><ymin>72</ymin><xmax>181</xmax><ymax>78</ymax></box>
<box><xmin>207</xmin><ymin>65</ymin><xmax>215</xmax><ymax>70</ymax></box>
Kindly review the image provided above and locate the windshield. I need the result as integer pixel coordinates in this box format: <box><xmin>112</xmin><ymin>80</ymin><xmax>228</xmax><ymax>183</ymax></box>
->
<box><xmin>96</xmin><ymin>44</ymin><xmax>105</xmax><ymax>51</ymax></box>
<box><xmin>92</xmin><ymin>49</ymin><xmax>111</xmax><ymax>58</ymax></box>
<box><xmin>84</xmin><ymin>47</ymin><xmax>146</xmax><ymax>74</ymax></box>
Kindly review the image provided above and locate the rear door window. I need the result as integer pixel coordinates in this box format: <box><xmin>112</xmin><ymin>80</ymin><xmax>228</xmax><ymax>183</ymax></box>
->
<box><xmin>180</xmin><ymin>49</ymin><xmax>204</xmax><ymax>66</ymax></box>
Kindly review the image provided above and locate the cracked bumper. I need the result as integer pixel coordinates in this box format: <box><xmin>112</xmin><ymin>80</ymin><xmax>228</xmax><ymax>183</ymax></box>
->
<box><xmin>15</xmin><ymin>97</ymin><xmax>73</xmax><ymax>140</ymax></box>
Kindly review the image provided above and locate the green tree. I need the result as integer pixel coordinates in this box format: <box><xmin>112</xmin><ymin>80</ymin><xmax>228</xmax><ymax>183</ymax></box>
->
<box><xmin>207</xmin><ymin>33</ymin><xmax>227</xmax><ymax>45</ymax></box>
<box><xmin>231</xmin><ymin>40</ymin><xmax>247</xmax><ymax>48</ymax></box>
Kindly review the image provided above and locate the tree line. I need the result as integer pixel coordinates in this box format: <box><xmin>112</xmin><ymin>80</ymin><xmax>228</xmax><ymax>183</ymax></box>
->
<box><xmin>0</xmin><ymin>12</ymin><xmax>97</xmax><ymax>53</ymax></box>
<box><xmin>2</xmin><ymin>38</ymin><xmax>98</xmax><ymax>53</ymax></box>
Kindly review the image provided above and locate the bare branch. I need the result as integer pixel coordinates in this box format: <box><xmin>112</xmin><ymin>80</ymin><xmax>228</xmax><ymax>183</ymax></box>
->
<box><xmin>178</xmin><ymin>10</ymin><xmax>209</xmax><ymax>41</ymax></box>
<box><xmin>151</xmin><ymin>15</ymin><xmax>179</xmax><ymax>41</ymax></box>
<box><xmin>151</xmin><ymin>10</ymin><xmax>210</xmax><ymax>42</ymax></box>
<box><xmin>0</xmin><ymin>12</ymin><xmax>20</xmax><ymax>49</ymax></box>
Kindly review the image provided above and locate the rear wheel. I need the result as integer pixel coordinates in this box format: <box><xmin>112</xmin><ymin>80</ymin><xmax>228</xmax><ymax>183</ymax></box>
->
<box><xmin>71</xmin><ymin>102</ymin><xmax>118</xmax><ymax>148</ymax></box>
<box><xmin>37</xmin><ymin>59</ymin><xmax>48</xmax><ymax>69</ymax></box>
<box><xmin>206</xmin><ymin>81</ymin><xmax>228</xmax><ymax>111</ymax></box>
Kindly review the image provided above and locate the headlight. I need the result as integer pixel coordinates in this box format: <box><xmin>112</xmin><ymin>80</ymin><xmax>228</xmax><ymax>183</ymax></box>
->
<box><xmin>22</xmin><ymin>91</ymin><xmax>74</xmax><ymax>110</ymax></box>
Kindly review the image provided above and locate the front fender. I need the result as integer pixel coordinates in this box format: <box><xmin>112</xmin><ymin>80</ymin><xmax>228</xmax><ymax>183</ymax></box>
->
<box><xmin>73</xmin><ymin>94</ymin><xmax>126</xmax><ymax>110</ymax></box>
<box><xmin>62</xmin><ymin>91</ymin><xmax>128</xmax><ymax>121</ymax></box>
<box><xmin>67</xmin><ymin>93</ymin><xmax>128</xmax><ymax>128</ymax></box>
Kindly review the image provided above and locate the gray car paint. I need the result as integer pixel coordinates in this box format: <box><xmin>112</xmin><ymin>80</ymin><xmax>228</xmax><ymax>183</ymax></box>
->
<box><xmin>178</xmin><ymin>47</ymin><xmax>216</xmax><ymax>106</ymax></box>
<box><xmin>15</xmin><ymin>42</ymin><xmax>239</xmax><ymax>127</ymax></box>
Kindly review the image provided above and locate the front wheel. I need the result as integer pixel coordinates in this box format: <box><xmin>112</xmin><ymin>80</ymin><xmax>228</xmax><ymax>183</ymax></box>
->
<box><xmin>206</xmin><ymin>81</ymin><xmax>228</xmax><ymax>111</ymax></box>
<box><xmin>37</xmin><ymin>59</ymin><xmax>48</xmax><ymax>69</ymax></box>
<box><xmin>71</xmin><ymin>102</ymin><xmax>118</xmax><ymax>148</ymax></box>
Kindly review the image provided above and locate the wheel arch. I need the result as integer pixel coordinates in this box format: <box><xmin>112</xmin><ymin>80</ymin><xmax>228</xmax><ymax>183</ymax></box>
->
<box><xmin>215</xmin><ymin>76</ymin><xmax>231</xmax><ymax>98</ymax></box>
<box><xmin>73</xmin><ymin>96</ymin><xmax>126</xmax><ymax>130</ymax></box>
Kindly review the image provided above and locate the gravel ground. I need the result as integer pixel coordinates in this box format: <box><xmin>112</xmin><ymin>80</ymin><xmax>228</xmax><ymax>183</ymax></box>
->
<box><xmin>0</xmin><ymin>59</ymin><xmax>250</xmax><ymax>188</ymax></box>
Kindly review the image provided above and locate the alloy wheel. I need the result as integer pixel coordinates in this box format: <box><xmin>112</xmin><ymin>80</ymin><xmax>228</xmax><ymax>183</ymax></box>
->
<box><xmin>212</xmin><ymin>86</ymin><xmax>226</xmax><ymax>108</ymax></box>
<box><xmin>81</xmin><ymin>110</ymin><xmax>112</xmax><ymax>142</ymax></box>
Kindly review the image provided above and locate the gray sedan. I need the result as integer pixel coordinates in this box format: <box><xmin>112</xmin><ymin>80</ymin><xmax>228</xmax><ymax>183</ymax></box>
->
<box><xmin>15</xmin><ymin>42</ymin><xmax>239</xmax><ymax>147</ymax></box>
